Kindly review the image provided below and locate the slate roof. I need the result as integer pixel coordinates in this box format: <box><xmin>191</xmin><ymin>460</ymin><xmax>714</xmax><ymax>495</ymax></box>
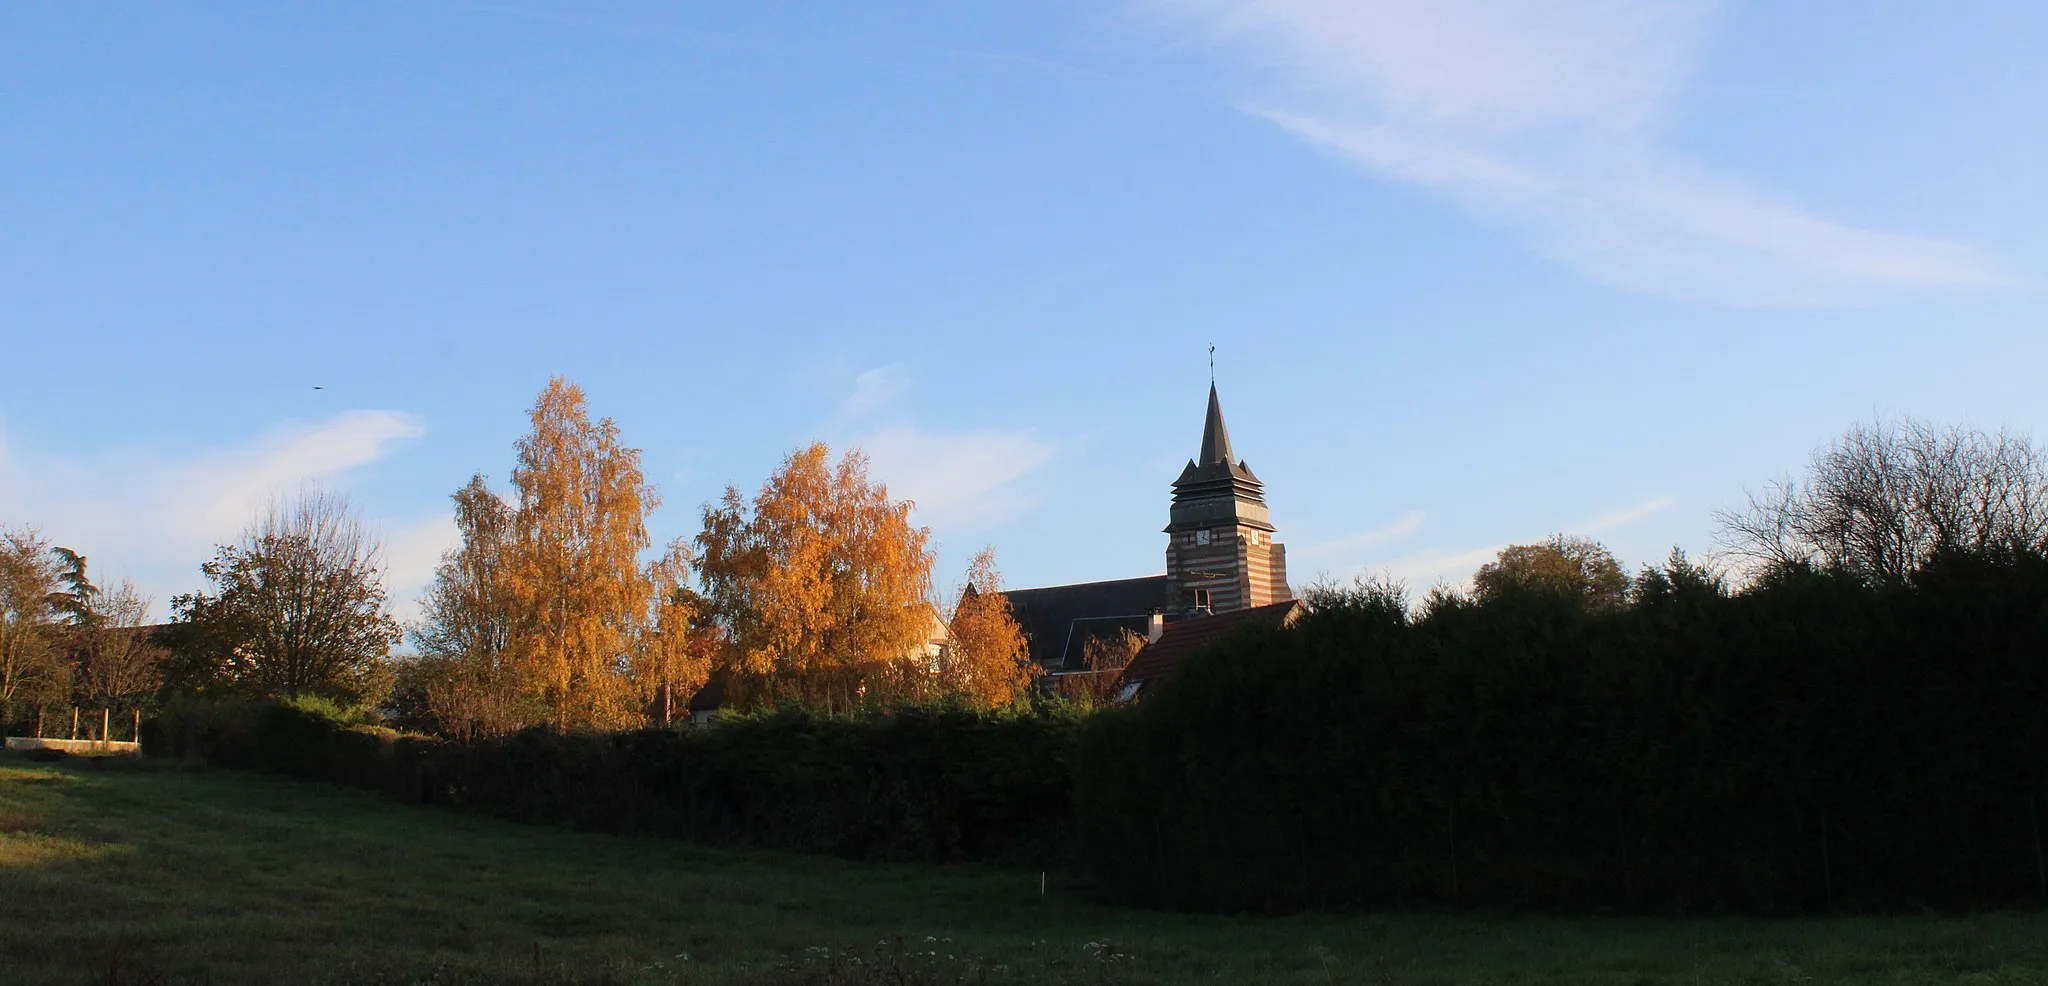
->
<box><xmin>1001</xmin><ymin>575</ymin><xmax>1169</xmax><ymax>671</ymax></box>
<box><xmin>686</xmin><ymin>675</ymin><xmax>726</xmax><ymax>713</ymax></box>
<box><xmin>1199</xmin><ymin>382</ymin><xmax>1234</xmax><ymax>467</ymax></box>
<box><xmin>1118</xmin><ymin>599</ymin><xmax>1302</xmax><ymax>696</ymax></box>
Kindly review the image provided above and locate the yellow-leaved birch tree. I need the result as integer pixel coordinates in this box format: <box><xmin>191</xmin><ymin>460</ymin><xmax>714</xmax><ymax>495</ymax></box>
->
<box><xmin>637</xmin><ymin>537</ymin><xmax>709</xmax><ymax>726</ymax></box>
<box><xmin>939</xmin><ymin>547</ymin><xmax>1038</xmax><ymax>708</ymax></box>
<box><xmin>697</xmin><ymin>442</ymin><xmax>934</xmax><ymax>712</ymax></box>
<box><xmin>507</xmin><ymin>377</ymin><xmax>655</xmax><ymax>729</ymax></box>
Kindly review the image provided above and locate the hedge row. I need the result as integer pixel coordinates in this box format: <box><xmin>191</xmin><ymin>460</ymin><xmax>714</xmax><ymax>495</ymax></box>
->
<box><xmin>1075</xmin><ymin>549</ymin><xmax>2048</xmax><ymax>913</ymax></box>
<box><xmin>147</xmin><ymin>698</ymin><xmax>1080</xmax><ymax>867</ymax></box>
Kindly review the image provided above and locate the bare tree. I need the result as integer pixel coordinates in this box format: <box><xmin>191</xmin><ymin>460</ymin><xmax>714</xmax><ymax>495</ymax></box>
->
<box><xmin>171</xmin><ymin>487</ymin><xmax>400</xmax><ymax>703</ymax></box>
<box><xmin>46</xmin><ymin>547</ymin><xmax>167</xmax><ymax>706</ymax></box>
<box><xmin>75</xmin><ymin>581</ymin><xmax>168</xmax><ymax>705</ymax></box>
<box><xmin>1716</xmin><ymin>417</ymin><xmax>2048</xmax><ymax>582</ymax></box>
<box><xmin>1062</xmin><ymin>628</ymin><xmax>1147</xmax><ymax>706</ymax></box>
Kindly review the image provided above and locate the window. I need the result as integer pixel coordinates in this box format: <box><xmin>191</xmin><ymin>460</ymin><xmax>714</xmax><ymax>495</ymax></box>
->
<box><xmin>1193</xmin><ymin>588</ymin><xmax>1212</xmax><ymax>610</ymax></box>
<box><xmin>1195</xmin><ymin>529</ymin><xmax>1212</xmax><ymax>545</ymax></box>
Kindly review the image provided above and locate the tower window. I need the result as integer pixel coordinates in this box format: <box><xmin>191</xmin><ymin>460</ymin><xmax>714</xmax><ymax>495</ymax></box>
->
<box><xmin>1193</xmin><ymin>588</ymin><xmax>1212</xmax><ymax>610</ymax></box>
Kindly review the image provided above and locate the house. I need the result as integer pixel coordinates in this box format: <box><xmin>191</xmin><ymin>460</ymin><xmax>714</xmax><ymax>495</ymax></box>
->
<box><xmin>1113</xmin><ymin>599</ymin><xmax>1303</xmax><ymax>701</ymax></box>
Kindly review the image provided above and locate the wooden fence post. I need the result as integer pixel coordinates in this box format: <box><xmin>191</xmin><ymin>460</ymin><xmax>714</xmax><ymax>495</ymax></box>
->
<box><xmin>71</xmin><ymin>706</ymin><xmax>80</xmax><ymax>740</ymax></box>
<box><xmin>134</xmin><ymin>709</ymin><xmax>143</xmax><ymax>744</ymax></box>
<box><xmin>101</xmin><ymin>708</ymin><xmax>110</xmax><ymax>744</ymax></box>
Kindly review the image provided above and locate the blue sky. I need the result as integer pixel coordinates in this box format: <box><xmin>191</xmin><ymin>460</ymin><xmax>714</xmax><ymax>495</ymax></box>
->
<box><xmin>3</xmin><ymin>1</ymin><xmax>2044</xmax><ymax>619</ymax></box>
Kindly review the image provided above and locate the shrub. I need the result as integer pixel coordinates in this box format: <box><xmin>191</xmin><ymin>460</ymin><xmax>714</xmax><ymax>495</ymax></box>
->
<box><xmin>1077</xmin><ymin>548</ymin><xmax>2048</xmax><ymax>913</ymax></box>
<box><xmin>153</xmin><ymin>700</ymin><xmax>1082</xmax><ymax>868</ymax></box>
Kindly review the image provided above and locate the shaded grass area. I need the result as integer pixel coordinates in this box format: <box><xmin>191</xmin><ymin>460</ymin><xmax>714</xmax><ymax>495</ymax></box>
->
<box><xmin>3</xmin><ymin>753</ymin><xmax>2046</xmax><ymax>985</ymax></box>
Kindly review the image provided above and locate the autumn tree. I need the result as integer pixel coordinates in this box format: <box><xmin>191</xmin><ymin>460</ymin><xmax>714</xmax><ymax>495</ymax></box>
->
<box><xmin>168</xmin><ymin>488</ymin><xmax>400</xmax><ymax>704</ymax></box>
<box><xmin>1717</xmin><ymin>416</ymin><xmax>2048</xmax><ymax>583</ymax></box>
<box><xmin>504</xmin><ymin>377</ymin><xmax>655</xmax><ymax>730</ymax></box>
<box><xmin>1471</xmin><ymin>534</ymin><xmax>1630</xmax><ymax>612</ymax></box>
<box><xmin>697</xmin><ymin>442</ymin><xmax>935</xmax><ymax>712</ymax></box>
<box><xmin>937</xmin><ymin>547</ymin><xmax>1037</xmax><ymax>708</ymax></box>
<box><xmin>0</xmin><ymin>526</ymin><xmax>66</xmax><ymax>727</ymax></box>
<box><xmin>406</xmin><ymin>474</ymin><xmax>532</xmax><ymax>739</ymax></box>
<box><xmin>637</xmin><ymin>537</ymin><xmax>711</xmax><ymax>726</ymax></box>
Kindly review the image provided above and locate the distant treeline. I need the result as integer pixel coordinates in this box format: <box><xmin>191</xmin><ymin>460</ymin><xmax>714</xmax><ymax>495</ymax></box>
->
<box><xmin>1080</xmin><ymin>547</ymin><xmax>2048</xmax><ymax>912</ymax></box>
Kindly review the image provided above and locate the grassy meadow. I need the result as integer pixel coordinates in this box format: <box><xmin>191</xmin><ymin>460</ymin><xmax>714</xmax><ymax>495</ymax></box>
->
<box><xmin>3</xmin><ymin>753</ymin><xmax>2047</xmax><ymax>985</ymax></box>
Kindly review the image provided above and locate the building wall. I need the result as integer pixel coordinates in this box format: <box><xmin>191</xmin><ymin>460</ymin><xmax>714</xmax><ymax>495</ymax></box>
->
<box><xmin>1166</xmin><ymin>524</ymin><xmax>1290</xmax><ymax>614</ymax></box>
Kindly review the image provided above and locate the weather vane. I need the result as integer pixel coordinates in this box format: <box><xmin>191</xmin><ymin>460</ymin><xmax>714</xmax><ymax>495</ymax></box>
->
<box><xmin>1208</xmin><ymin>344</ymin><xmax>1215</xmax><ymax>383</ymax></box>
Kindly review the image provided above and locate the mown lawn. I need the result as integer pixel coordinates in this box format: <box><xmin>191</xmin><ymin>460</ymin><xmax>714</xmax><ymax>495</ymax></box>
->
<box><xmin>2</xmin><ymin>753</ymin><xmax>2046</xmax><ymax>985</ymax></box>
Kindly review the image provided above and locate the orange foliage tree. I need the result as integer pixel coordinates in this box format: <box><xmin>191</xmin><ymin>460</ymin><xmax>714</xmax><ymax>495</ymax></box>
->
<box><xmin>696</xmin><ymin>442</ymin><xmax>934</xmax><ymax>713</ymax></box>
<box><xmin>938</xmin><ymin>547</ymin><xmax>1038</xmax><ymax>708</ymax></box>
<box><xmin>505</xmin><ymin>377</ymin><xmax>656</xmax><ymax>730</ymax></box>
<box><xmin>637</xmin><ymin>537</ymin><xmax>711</xmax><ymax>726</ymax></box>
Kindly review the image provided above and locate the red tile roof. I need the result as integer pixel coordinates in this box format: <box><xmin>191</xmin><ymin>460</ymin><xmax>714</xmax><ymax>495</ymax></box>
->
<box><xmin>1117</xmin><ymin>600</ymin><xmax>1301</xmax><ymax>697</ymax></box>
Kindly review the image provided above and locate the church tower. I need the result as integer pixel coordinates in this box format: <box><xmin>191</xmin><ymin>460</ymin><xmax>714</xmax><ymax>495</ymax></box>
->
<box><xmin>1164</xmin><ymin>384</ymin><xmax>1291</xmax><ymax>615</ymax></box>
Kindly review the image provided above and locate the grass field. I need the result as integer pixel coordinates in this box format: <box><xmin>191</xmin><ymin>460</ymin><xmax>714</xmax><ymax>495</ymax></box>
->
<box><xmin>3</xmin><ymin>754</ymin><xmax>2047</xmax><ymax>985</ymax></box>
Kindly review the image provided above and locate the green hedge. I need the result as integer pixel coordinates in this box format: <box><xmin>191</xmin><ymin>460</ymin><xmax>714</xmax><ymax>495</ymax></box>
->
<box><xmin>152</xmin><ymin>701</ymin><xmax>1081</xmax><ymax>867</ymax></box>
<box><xmin>1075</xmin><ymin>549</ymin><xmax>2048</xmax><ymax>913</ymax></box>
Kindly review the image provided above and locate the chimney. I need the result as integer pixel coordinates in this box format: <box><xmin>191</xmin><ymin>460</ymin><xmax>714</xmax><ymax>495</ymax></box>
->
<box><xmin>1147</xmin><ymin>610</ymin><xmax>1165</xmax><ymax>644</ymax></box>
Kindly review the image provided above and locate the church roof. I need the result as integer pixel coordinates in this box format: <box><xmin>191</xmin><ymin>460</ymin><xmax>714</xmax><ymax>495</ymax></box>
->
<box><xmin>1172</xmin><ymin>383</ymin><xmax>1263</xmax><ymax>491</ymax></box>
<box><xmin>1118</xmin><ymin>599</ymin><xmax>1302</xmax><ymax>697</ymax></box>
<box><xmin>1002</xmin><ymin>575</ymin><xmax>1169</xmax><ymax>671</ymax></box>
<box><xmin>1199</xmin><ymin>383</ymin><xmax>1234</xmax><ymax>467</ymax></box>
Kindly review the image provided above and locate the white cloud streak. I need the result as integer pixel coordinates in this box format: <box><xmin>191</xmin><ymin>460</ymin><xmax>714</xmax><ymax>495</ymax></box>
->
<box><xmin>1297</xmin><ymin>508</ymin><xmax>1426</xmax><ymax>557</ymax></box>
<box><xmin>1141</xmin><ymin>0</ymin><xmax>2000</xmax><ymax>305</ymax></box>
<box><xmin>840</xmin><ymin>364</ymin><xmax>911</xmax><ymax>420</ymax></box>
<box><xmin>1324</xmin><ymin>494</ymin><xmax>1676</xmax><ymax>591</ymax></box>
<box><xmin>856</xmin><ymin>424</ymin><xmax>1058</xmax><ymax>532</ymax></box>
<box><xmin>0</xmin><ymin>411</ymin><xmax>432</xmax><ymax>620</ymax></box>
<box><xmin>1573</xmin><ymin>494</ymin><xmax>1677</xmax><ymax>534</ymax></box>
<box><xmin>828</xmin><ymin>367</ymin><xmax>1059</xmax><ymax>534</ymax></box>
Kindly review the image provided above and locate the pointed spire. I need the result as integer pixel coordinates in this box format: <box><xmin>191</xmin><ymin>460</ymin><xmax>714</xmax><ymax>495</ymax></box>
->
<box><xmin>1199</xmin><ymin>383</ymin><xmax>1235</xmax><ymax>466</ymax></box>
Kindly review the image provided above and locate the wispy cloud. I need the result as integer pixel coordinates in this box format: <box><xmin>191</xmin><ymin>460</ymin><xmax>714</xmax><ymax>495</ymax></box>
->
<box><xmin>1139</xmin><ymin>0</ymin><xmax>2001</xmax><ymax>305</ymax></box>
<box><xmin>1324</xmin><ymin>494</ymin><xmax>1676</xmax><ymax>591</ymax></box>
<box><xmin>840</xmin><ymin>363</ymin><xmax>912</xmax><ymax>420</ymax></box>
<box><xmin>856</xmin><ymin>424</ymin><xmax>1059</xmax><ymax>531</ymax></box>
<box><xmin>827</xmin><ymin>367</ymin><xmax>1058</xmax><ymax>533</ymax></box>
<box><xmin>1297</xmin><ymin>509</ymin><xmax>1426</xmax><ymax>557</ymax></box>
<box><xmin>1574</xmin><ymin>494</ymin><xmax>1677</xmax><ymax>534</ymax></box>
<box><xmin>0</xmin><ymin>411</ymin><xmax>432</xmax><ymax>620</ymax></box>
